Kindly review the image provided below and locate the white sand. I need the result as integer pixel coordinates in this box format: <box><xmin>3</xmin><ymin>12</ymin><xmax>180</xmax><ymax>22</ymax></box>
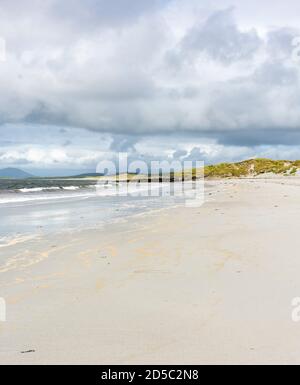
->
<box><xmin>1</xmin><ymin>179</ymin><xmax>300</xmax><ymax>364</ymax></box>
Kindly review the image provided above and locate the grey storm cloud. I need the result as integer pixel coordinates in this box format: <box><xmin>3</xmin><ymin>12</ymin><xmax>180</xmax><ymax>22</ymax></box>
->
<box><xmin>181</xmin><ymin>8</ymin><xmax>262</xmax><ymax>64</ymax></box>
<box><xmin>1</xmin><ymin>0</ymin><xmax>300</xmax><ymax>153</ymax></box>
<box><xmin>110</xmin><ymin>135</ymin><xmax>138</xmax><ymax>152</ymax></box>
<box><xmin>172</xmin><ymin>149</ymin><xmax>188</xmax><ymax>159</ymax></box>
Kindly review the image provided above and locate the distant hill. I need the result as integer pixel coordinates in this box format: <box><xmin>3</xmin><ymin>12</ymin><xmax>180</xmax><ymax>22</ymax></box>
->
<box><xmin>73</xmin><ymin>172</ymin><xmax>104</xmax><ymax>178</ymax></box>
<box><xmin>0</xmin><ymin>168</ymin><xmax>34</xmax><ymax>179</ymax></box>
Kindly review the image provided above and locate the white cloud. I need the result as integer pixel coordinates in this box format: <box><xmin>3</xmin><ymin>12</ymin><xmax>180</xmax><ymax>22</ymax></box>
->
<box><xmin>0</xmin><ymin>2</ymin><xmax>299</xmax><ymax>138</ymax></box>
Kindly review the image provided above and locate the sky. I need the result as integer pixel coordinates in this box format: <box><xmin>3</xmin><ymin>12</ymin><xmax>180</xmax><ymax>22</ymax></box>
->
<box><xmin>1</xmin><ymin>0</ymin><xmax>300</xmax><ymax>175</ymax></box>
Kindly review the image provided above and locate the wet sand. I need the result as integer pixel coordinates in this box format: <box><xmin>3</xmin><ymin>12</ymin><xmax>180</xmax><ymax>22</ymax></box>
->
<box><xmin>1</xmin><ymin>179</ymin><xmax>300</xmax><ymax>364</ymax></box>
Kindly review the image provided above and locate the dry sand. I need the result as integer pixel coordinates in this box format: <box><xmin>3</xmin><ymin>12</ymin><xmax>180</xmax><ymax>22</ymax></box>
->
<box><xmin>1</xmin><ymin>179</ymin><xmax>300</xmax><ymax>364</ymax></box>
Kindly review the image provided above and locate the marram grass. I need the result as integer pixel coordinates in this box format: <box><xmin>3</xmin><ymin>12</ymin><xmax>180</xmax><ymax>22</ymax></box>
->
<box><xmin>204</xmin><ymin>158</ymin><xmax>300</xmax><ymax>178</ymax></box>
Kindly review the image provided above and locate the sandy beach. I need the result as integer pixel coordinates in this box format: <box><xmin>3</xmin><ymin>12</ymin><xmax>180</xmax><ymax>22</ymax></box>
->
<box><xmin>1</xmin><ymin>179</ymin><xmax>300</xmax><ymax>364</ymax></box>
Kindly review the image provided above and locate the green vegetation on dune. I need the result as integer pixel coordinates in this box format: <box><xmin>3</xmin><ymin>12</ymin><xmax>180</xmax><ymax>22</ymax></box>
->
<box><xmin>97</xmin><ymin>159</ymin><xmax>300</xmax><ymax>180</ymax></box>
<box><xmin>204</xmin><ymin>158</ymin><xmax>300</xmax><ymax>178</ymax></box>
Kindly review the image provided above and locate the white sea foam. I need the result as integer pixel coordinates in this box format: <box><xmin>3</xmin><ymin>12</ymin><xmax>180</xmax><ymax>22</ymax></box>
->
<box><xmin>63</xmin><ymin>186</ymin><xmax>80</xmax><ymax>191</ymax></box>
<box><xmin>19</xmin><ymin>187</ymin><xmax>61</xmax><ymax>193</ymax></box>
<box><xmin>0</xmin><ymin>191</ymin><xmax>96</xmax><ymax>205</ymax></box>
<box><xmin>18</xmin><ymin>186</ymin><xmax>84</xmax><ymax>193</ymax></box>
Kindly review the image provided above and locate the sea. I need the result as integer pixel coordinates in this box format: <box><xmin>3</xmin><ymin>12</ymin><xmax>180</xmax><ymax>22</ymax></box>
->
<box><xmin>0</xmin><ymin>178</ymin><xmax>205</xmax><ymax>247</ymax></box>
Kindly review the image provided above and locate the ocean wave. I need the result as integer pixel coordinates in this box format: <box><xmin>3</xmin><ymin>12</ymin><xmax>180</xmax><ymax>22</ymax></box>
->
<box><xmin>0</xmin><ymin>182</ymin><xmax>196</xmax><ymax>205</ymax></box>
<box><xmin>62</xmin><ymin>186</ymin><xmax>80</xmax><ymax>191</ymax></box>
<box><xmin>18</xmin><ymin>186</ymin><xmax>82</xmax><ymax>193</ymax></box>
<box><xmin>19</xmin><ymin>187</ymin><xmax>61</xmax><ymax>193</ymax></box>
<box><xmin>0</xmin><ymin>191</ymin><xmax>96</xmax><ymax>205</ymax></box>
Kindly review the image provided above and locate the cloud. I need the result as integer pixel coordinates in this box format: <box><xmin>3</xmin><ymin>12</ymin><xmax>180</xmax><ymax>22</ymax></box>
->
<box><xmin>51</xmin><ymin>0</ymin><xmax>171</xmax><ymax>28</ymax></box>
<box><xmin>181</xmin><ymin>8</ymin><xmax>262</xmax><ymax>64</ymax></box>
<box><xmin>1</xmin><ymin>0</ymin><xmax>300</xmax><ymax>171</ymax></box>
